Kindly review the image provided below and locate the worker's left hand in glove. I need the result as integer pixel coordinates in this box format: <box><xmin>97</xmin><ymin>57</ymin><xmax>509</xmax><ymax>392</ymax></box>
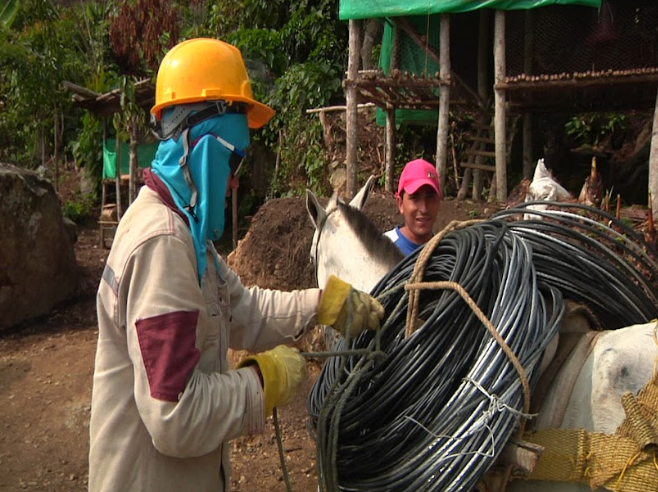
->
<box><xmin>317</xmin><ymin>275</ymin><xmax>385</xmax><ymax>337</ymax></box>
<box><xmin>238</xmin><ymin>345</ymin><xmax>306</xmax><ymax>418</ymax></box>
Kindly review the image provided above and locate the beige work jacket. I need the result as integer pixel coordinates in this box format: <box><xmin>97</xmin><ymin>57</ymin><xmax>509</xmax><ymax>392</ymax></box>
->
<box><xmin>89</xmin><ymin>187</ymin><xmax>320</xmax><ymax>492</ymax></box>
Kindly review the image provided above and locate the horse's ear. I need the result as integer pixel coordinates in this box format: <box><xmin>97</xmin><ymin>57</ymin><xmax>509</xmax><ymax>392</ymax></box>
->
<box><xmin>349</xmin><ymin>175</ymin><xmax>375</xmax><ymax>211</ymax></box>
<box><xmin>305</xmin><ymin>189</ymin><xmax>326</xmax><ymax>230</ymax></box>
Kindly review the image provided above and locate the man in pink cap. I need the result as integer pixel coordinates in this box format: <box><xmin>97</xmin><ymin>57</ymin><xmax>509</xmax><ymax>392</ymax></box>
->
<box><xmin>384</xmin><ymin>158</ymin><xmax>443</xmax><ymax>256</ymax></box>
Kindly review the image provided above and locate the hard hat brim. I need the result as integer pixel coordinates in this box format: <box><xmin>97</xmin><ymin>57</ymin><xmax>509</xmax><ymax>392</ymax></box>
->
<box><xmin>243</xmin><ymin>99</ymin><xmax>275</xmax><ymax>129</ymax></box>
<box><xmin>151</xmin><ymin>96</ymin><xmax>274</xmax><ymax>129</ymax></box>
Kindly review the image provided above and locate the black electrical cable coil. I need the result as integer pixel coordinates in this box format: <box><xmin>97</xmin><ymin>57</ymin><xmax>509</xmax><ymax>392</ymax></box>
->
<box><xmin>494</xmin><ymin>202</ymin><xmax>658</xmax><ymax>327</ymax></box>
<box><xmin>307</xmin><ymin>202</ymin><xmax>658</xmax><ymax>492</ymax></box>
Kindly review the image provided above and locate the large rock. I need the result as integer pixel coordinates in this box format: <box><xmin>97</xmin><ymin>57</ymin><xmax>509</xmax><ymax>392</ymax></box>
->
<box><xmin>0</xmin><ymin>163</ymin><xmax>78</xmax><ymax>330</ymax></box>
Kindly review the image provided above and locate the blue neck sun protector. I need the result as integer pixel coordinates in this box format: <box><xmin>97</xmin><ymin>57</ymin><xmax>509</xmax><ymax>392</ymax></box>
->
<box><xmin>151</xmin><ymin>112</ymin><xmax>250</xmax><ymax>284</ymax></box>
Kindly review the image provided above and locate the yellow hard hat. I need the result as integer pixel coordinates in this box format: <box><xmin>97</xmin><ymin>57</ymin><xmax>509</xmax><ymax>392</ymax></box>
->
<box><xmin>151</xmin><ymin>38</ymin><xmax>275</xmax><ymax>129</ymax></box>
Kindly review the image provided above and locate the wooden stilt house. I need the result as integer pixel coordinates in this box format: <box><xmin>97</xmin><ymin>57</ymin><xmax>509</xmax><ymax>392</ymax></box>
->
<box><xmin>339</xmin><ymin>0</ymin><xmax>658</xmax><ymax>206</ymax></box>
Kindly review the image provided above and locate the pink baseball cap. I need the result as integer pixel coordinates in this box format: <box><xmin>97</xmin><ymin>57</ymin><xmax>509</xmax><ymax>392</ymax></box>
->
<box><xmin>396</xmin><ymin>159</ymin><xmax>442</xmax><ymax>198</ymax></box>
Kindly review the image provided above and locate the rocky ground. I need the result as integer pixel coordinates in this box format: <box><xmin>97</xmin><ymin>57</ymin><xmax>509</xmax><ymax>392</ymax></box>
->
<box><xmin>0</xmin><ymin>190</ymin><xmax>494</xmax><ymax>492</ymax></box>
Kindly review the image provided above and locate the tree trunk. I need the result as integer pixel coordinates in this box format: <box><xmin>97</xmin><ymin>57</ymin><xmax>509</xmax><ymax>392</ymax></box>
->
<box><xmin>40</xmin><ymin>128</ymin><xmax>46</xmax><ymax>168</ymax></box>
<box><xmin>361</xmin><ymin>20</ymin><xmax>382</xmax><ymax>71</ymax></box>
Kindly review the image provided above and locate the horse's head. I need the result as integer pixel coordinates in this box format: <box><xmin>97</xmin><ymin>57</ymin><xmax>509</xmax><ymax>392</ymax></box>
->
<box><xmin>305</xmin><ymin>176</ymin><xmax>403</xmax><ymax>293</ymax></box>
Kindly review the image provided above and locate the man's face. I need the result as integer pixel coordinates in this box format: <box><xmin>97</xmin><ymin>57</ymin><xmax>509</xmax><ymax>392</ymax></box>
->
<box><xmin>396</xmin><ymin>184</ymin><xmax>441</xmax><ymax>244</ymax></box>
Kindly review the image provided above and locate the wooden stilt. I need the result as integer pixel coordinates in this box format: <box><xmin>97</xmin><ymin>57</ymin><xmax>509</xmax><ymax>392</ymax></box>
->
<box><xmin>385</xmin><ymin>108</ymin><xmax>396</xmax><ymax>193</ymax></box>
<box><xmin>435</xmin><ymin>14</ymin><xmax>451</xmax><ymax>193</ymax></box>
<box><xmin>114</xmin><ymin>133</ymin><xmax>123</xmax><ymax>220</ymax></box>
<box><xmin>494</xmin><ymin>10</ymin><xmax>508</xmax><ymax>202</ymax></box>
<box><xmin>649</xmin><ymin>88</ymin><xmax>658</xmax><ymax>213</ymax></box>
<box><xmin>522</xmin><ymin>10</ymin><xmax>534</xmax><ymax>179</ymax></box>
<box><xmin>346</xmin><ymin>20</ymin><xmax>361</xmax><ymax>199</ymax></box>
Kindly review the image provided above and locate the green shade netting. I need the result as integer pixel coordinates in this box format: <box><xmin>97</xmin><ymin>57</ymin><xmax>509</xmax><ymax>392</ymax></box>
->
<box><xmin>102</xmin><ymin>138</ymin><xmax>158</xmax><ymax>179</ymax></box>
<box><xmin>340</xmin><ymin>0</ymin><xmax>601</xmax><ymax>20</ymax></box>
<box><xmin>376</xmin><ymin>15</ymin><xmax>441</xmax><ymax>126</ymax></box>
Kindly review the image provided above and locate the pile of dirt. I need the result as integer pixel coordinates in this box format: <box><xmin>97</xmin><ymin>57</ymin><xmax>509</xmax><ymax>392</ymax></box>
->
<box><xmin>227</xmin><ymin>197</ymin><xmax>317</xmax><ymax>291</ymax></box>
<box><xmin>226</xmin><ymin>190</ymin><xmax>498</xmax><ymax>292</ymax></box>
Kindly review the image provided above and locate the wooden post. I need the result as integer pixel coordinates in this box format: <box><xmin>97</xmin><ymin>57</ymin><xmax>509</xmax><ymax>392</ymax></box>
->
<box><xmin>346</xmin><ymin>19</ymin><xmax>361</xmax><ymax>199</ymax></box>
<box><xmin>232</xmin><ymin>188</ymin><xmax>238</xmax><ymax>249</ymax></box>
<box><xmin>385</xmin><ymin>24</ymin><xmax>399</xmax><ymax>194</ymax></box>
<box><xmin>494</xmin><ymin>10</ymin><xmax>507</xmax><ymax>202</ymax></box>
<box><xmin>390</xmin><ymin>24</ymin><xmax>399</xmax><ymax>72</ymax></box>
<box><xmin>457</xmin><ymin>168</ymin><xmax>472</xmax><ymax>200</ymax></box>
<box><xmin>523</xmin><ymin>115</ymin><xmax>533</xmax><ymax>179</ymax></box>
<box><xmin>129</xmin><ymin>121</ymin><xmax>138</xmax><ymax>204</ymax></box>
<box><xmin>477</xmin><ymin>10</ymin><xmax>489</xmax><ymax>102</ymax></box>
<box><xmin>54</xmin><ymin>108</ymin><xmax>59</xmax><ymax>193</ymax></box>
<box><xmin>435</xmin><ymin>14</ymin><xmax>451</xmax><ymax>195</ymax></box>
<box><xmin>100</xmin><ymin>119</ymin><xmax>107</xmax><ymax>248</ymax></box>
<box><xmin>522</xmin><ymin>10</ymin><xmax>534</xmax><ymax>179</ymax></box>
<box><xmin>649</xmin><ymin>88</ymin><xmax>658</xmax><ymax>214</ymax></box>
<box><xmin>385</xmin><ymin>107</ymin><xmax>396</xmax><ymax>193</ymax></box>
<box><xmin>115</xmin><ymin>135</ymin><xmax>123</xmax><ymax>220</ymax></box>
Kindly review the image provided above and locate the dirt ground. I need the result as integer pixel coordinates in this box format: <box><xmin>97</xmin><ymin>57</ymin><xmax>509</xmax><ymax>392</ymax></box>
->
<box><xmin>0</xmin><ymin>192</ymin><xmax>495</xmax><ymax>492</ymax></box>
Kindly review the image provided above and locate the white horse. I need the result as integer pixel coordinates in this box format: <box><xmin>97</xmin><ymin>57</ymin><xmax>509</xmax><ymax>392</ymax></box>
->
<box><xmin>306</xmin><ymin>177</ymin><xmax>658</xmax><ymax>492</ymax></box>
<box><xmin>306</xmin><ymin>175</ymin><xmax>403</xmax><ymax>293</ymax></box>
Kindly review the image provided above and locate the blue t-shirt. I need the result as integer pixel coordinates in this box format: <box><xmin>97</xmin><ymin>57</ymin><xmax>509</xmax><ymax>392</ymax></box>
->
<box><xmin>383</xmin><ymin>226</ymin><xmax>423</xmax><ymax>256</ymax></box>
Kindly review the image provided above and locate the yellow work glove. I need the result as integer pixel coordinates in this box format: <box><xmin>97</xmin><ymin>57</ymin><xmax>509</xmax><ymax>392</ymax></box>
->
<box><xmin>317</xmin><ymin>275</ymin><xmax>385</xmax><ymax>338</ymax></box>
<box><xmin>238</xmin><ymin>345</ymin><xmax>306</xmax><ymax>418</ymax></box>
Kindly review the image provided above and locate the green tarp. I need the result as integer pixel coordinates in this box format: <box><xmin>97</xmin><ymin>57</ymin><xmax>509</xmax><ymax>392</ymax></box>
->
<box><xmin>376</xmin><ymin>15</ymin><xmax>441</xmax><ymax>126</ymax></box>
<box><xmin>340</xmin><ymin>0</ymin><xmax>601</xmax><ymax>20</ymax></box>
<box><xmin>102</xmin><ymin>138</ymin><xmax>158</xmax><ymax>179</ymax></box>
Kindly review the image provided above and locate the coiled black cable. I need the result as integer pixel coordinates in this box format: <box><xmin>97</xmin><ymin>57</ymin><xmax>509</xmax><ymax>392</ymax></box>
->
<box><xmin>307</xmin><ymin>203</ymin><xmax>658</xmax><ymax>492</ymax></box>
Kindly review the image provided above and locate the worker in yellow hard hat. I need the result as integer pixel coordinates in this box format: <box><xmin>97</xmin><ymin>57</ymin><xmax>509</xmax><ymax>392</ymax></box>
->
<box><xmin>88</xmin><ymin>38</ymin><xmax>384</xmax><ymax>492</ymax></box>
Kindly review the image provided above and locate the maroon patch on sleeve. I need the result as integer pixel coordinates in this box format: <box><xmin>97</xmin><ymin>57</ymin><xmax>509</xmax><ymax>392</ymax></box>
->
<box><xmin>135</xmin><ymin>311</ymin><xmax>201</xmax><ymax>402</ymax></box>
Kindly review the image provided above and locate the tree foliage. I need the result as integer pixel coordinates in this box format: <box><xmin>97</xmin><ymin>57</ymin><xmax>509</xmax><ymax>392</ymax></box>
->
<box><xmin>1</xmin><ymin>0</ymin><xmax>349</xmax><ymax>202</ymax></box>
<box><xmin>214</xmin><ymin>0</ymin><xmax>348</xmax><ymax>196</ymax></box>
<box><xmin>0</xmin><ymin>0</ymin><xmax>101</xmax><ymax>167</ymax></box>
<box><xmin>0</xmin><ymin>0</ymin><xmax>19</xmax><ymax>27</ymax></box>
<box><xmin>109</xmin><ymin>0</ymin><xmax>179</xmax><ymax>75</ymax></box>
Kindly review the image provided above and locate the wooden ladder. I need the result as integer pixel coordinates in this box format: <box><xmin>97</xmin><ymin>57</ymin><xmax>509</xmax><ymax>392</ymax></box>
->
<box><xmin>457</xmin><ymin>113</ymin><xmax>519</xmax><ymax>201</ymax></box>
<box><xmin>99</xmin><ymin>175</ymin><xmax>131</xmax><ymax>249</ymax></box>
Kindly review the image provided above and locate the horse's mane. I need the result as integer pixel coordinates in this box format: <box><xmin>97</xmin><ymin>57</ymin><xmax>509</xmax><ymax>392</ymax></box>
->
<box><xmin>335</xmin><ymin>199</ymin><xmax>404</xmax><ymax>269</ymax></box>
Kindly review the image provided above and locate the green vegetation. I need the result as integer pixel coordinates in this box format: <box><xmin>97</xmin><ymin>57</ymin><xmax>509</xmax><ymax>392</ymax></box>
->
<box><xmin>4</xmin><ymin>2</ymin><xmax>640</xmax><ymax>229</ymax></box>
<box><xmin>61</xmin><ymin>193</ymin><xmax>96</xmax><ymax>223</ymax></box>
<box><xmin>1</xmin><ymin>0</ymin><xmax>348</xmax><ymax>224</ymax></box>
<box><xmin>564</xmin><ymin>112</ymin><xmax>627</xmax><ymax>148</ymax></box>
